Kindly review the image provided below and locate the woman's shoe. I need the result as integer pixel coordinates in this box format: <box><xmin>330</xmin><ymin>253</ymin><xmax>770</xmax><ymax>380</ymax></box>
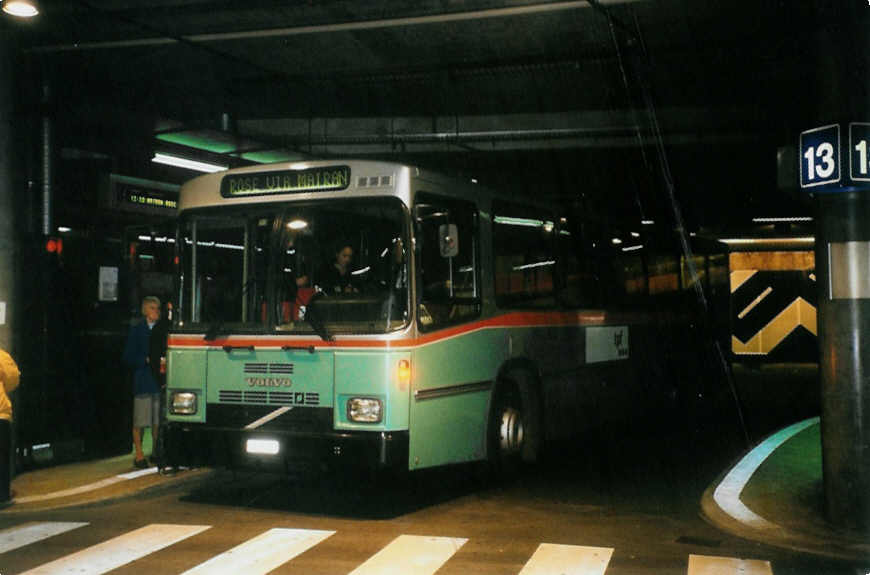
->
<box><xmin>133</xmin><ymin>458</ymin><xmax>148</xmax><ymax>469</ymax></box>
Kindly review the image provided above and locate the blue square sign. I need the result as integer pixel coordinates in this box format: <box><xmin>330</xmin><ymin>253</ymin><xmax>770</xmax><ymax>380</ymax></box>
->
<box><xmin>800</xmin><ymin>124</ymin><xmax>841</xmax><ymax>188</ymax></box>
<box><xmin>850</xmin><ymin>123</ymin><xmax>870</xmax><ymax>183</ymax></box>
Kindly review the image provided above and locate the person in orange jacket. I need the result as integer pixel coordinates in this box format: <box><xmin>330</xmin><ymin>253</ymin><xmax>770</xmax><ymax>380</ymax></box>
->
<box><xmin>0</xmin><ymin>347</ymin><xmax>21</xmax><ymax>504</ymax></box>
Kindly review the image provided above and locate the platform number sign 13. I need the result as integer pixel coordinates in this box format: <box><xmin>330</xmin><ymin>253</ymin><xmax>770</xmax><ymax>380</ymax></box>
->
<box><xmin>800</xmin><ymin>124</ymin><xmax>840</xmax><ymax>188</ymax></box>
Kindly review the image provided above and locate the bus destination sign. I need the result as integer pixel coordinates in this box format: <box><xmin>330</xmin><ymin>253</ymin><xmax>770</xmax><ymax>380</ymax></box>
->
<box><xmin>116</xmin><ymin>183</ymin><xmax>178</xmax><ymax>213</ymax></box>
<box><xmin>221</xmin><ymin>166</ymin><xmax>351</xmax><ymax>197</ymax></box>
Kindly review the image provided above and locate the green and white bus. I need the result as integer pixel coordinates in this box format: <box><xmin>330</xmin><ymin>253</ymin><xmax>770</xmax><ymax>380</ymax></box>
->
<box><xmin>163</xmin><ymin>159</ymin><xmax>652</xmax><ymax>477</ymax></box>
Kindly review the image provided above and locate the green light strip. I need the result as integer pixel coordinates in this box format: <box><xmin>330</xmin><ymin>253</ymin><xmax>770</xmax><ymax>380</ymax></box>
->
<box><xmin>155</xmin><ymin>133</ymin><xmax>236</xmax><ymax>154</ymax></box>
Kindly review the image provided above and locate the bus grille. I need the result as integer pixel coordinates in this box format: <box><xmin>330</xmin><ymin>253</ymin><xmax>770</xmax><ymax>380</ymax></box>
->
<box><xmin>219</xmin><ymin>390</ymin><xmax>320</xmax><ymax>406</ymax></box>
<box><xmin>269</xmin><ymin>392</ymin><xmax>320</xmax><ymax>406</ymax></box>
<box><xmin>243</xmin><ymin>363</ymin><xmax>294</xmax><ymax>374</ymax></box>
<box><xmin>269</xmin><ymin>363</ymin><xmax>294</xmax><ymax>374</ymax></box>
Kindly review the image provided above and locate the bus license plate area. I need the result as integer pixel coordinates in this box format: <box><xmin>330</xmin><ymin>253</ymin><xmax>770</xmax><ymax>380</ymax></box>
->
<box><xmin>246</xmin><ymin>438</ymin><xmax>280</xmax><ymax>455</ymax></box>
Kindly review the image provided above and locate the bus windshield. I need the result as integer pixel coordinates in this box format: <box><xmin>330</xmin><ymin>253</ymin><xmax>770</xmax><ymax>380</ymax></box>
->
<box><xmin>177</xmin><ymin>198</ymin><xmax>409</xmax><ymax>335</ymax></box>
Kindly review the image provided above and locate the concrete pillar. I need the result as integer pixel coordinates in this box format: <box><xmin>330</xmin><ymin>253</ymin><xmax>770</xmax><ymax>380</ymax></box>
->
<box><xmin>810</xmin><ymin>2</ymin><xmax>870</xmax><ymax>533</ymax></box>
<box><xmin>817</xmin><ymin>194</ymin><xmax>870</xmax><ymax>532</ymax></box>
<box><xmin>0</xmin><ymin>37</ymin><xmax>17</xmax><ymax>353</ymax></box>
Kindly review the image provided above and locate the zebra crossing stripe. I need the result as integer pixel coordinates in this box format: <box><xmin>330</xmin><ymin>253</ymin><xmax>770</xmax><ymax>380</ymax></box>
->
<box><xmin>19</xmin><ymin>523</ymin><xmax>210</xmax><ymax>575</ymax></box>
<box><xmin>1</xmin><ymin>522</ymin><xmax>780</xmax><ymax>574</ymax></box>
<box><xmin>688</xmin><ymin>553</ymin><xmax>773</xmax><ymax>575</ymax></box>
<box><xmin>179</xmin><ymin>528</ymin><xmax>335</xmax><ymax>574</ymax></box>
<box><xmin>518</xmin><ymin>543</ymin><xmax>614</xmax><ymax>575</ymax></box>
<box><xmin>348</xmin><ymin>534</ymin><xmax>468</xmax><ymax>575</ymax></box>
<box><xmin>0</xmin><ymin>522</ymin><xmax>89</xmax><ymax>555</ymax></box>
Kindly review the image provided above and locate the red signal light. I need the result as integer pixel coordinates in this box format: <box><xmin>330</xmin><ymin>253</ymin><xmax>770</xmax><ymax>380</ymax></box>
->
<box><xmin>45</xmin><ymin>237</ymin><xmax>63</xmax><ymax>254</ymax></box>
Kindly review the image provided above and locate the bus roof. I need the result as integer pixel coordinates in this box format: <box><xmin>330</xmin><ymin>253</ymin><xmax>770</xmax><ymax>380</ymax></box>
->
<box><xmin>178</xmin><ymin>158</ymin><xmax>560</xmax><ymax>215</ymax></box>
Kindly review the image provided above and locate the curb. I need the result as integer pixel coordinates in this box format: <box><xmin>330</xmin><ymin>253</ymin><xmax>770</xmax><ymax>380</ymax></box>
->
<box><xmin>700</xmin><ymin>418</ymin><xmax>870</xmax><ymax>562</ymax></box>
<box><xmin>1</xmin><ymin>467</ymin><xmax>214</xmax><ymax>514</ymax></box>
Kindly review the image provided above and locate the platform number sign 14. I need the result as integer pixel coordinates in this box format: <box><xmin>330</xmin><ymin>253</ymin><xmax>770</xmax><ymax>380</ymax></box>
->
<box><xmin>851</xmin><ymin>123</ymin><xmax>870</xmax><ymax>182</ymax></box>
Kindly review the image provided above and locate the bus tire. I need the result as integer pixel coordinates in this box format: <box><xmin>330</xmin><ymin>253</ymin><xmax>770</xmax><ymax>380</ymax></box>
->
<box><xmin>488</xmin><ymin>378</ymin><xmax>530</xmax><ymax>479</ymax></box>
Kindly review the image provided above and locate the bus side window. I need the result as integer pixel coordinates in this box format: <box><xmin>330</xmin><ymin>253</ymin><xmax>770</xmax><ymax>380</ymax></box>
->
<box><xmin>414</xmin><ymin>194</ymin><xmax>480</xmax><ymax>331</ymax></box>
<box><xmin>493</xmin><ymin>202</ymin><xmax>557</xmax><ymax>308</ymax></box>
<box><xmin>560</xmin><ymin>217</ymin><xmax>606</xmax><ymax>308</ymax></box>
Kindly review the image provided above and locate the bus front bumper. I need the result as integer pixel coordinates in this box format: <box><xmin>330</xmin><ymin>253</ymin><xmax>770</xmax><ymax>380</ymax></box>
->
<box><xmin>163</xmin><ymin>422</ymin><xmax>409</xmax><ymax>474</ymax></box>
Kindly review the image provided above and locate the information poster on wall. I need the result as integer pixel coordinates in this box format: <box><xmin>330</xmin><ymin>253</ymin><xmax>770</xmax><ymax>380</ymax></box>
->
<box><xmin>99</xmin><ymin>266</ymin><xmax>119</xmax><ymax>302</ymax></box>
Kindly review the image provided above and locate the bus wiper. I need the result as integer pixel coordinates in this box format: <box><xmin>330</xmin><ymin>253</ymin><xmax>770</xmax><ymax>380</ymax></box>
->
<box><xmin>304</xmin><ymin>291</ymin><xmax>333</xmax><ymax>342</ymax></box>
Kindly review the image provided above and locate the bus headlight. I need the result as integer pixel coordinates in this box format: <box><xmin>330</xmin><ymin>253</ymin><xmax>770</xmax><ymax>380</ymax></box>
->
<box><xmin>347</xmin><ymin>397</ymin><xmax>382</xmax><ymax>423</ymax></box>
<box><xmin>170</xmin><ymin>391</ymin><xmax>197</xmax><ymax>415</ymax></box>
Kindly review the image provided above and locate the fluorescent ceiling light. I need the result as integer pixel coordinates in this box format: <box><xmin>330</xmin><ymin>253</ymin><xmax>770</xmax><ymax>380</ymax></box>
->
<box><xmin>494</xmin><ymin>216</ymin><xmax>544</xmax><ymax>228</ymax></box>
<box><xmin>751</xmin><ymin>217</ymin><xmax>813</xmax><ymax>223</ymax></box>
<box><xmin>152</xmin><ymin>152</ymin><xmax>227</xmax><ymax>173</ymax></box>
<box><xmin>719</xmin><ymin>237</ymin><xmax>815</xmax><ymax>246</ymax></box>
<box><xmin>512</xmin><ymin>260</ymin><xmax>555</xmax><ymax>271</ymax></box>
<box><xmin>137</xmin><ymin>235</ymin><xmax>175</xmax><ymax>243</ymax></box>
<box><xmin>3</xmin><ymin>1</ymin><xmax>39</xmax><ymax>17</ymax></box>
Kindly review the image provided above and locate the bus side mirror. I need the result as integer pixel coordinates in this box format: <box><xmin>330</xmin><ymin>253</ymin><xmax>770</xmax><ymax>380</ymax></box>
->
<box><xmin>439</xmin><ymin>224</ymin><xmax>458</xmax><ymax>258</ymax></box>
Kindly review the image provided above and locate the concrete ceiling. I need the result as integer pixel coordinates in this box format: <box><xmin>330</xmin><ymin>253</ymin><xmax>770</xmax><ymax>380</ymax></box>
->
<box><xmin>2</xmin><ymin>0</ymin><xmax>867</xmax><ymax>229</ymax></box>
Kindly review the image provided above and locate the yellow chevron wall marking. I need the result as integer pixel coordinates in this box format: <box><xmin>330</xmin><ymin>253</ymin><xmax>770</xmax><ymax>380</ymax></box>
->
<box><xmin>730</xmin><ymin>269</ymin><xmax>757</xmax><ymax>293</ymax></box>
<box><xmin>729</xmin><ymin>251</ymin><xmax>814</xmax><ymax>273</ymax></box>
<box><xmin>732</xmin><ymin>297</ymin><xmax>817</xmax><ymax>355</ymax></box>
<box><xmin>737</xmin><ymin>286</ymin><xmax>773</xmax><ymax>319</ymax></box>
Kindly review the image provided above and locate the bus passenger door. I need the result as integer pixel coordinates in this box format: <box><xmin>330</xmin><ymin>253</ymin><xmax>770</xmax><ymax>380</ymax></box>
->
<box><xmin>409</xmin><ymin>195</ymin><xmax>494</xmax><ymax>469</ymax></box>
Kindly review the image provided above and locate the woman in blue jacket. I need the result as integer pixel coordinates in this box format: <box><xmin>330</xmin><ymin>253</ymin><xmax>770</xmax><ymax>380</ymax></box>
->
<box><xmin>122</xmin><ymin>296</ymin><xmax>162</xmax><ymax>469</ymax></box>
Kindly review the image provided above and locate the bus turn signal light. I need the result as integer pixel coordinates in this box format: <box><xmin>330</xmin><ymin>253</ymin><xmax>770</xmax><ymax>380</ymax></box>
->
<box><xmin>398</xmin><ymin>359</ymin><xmax>411</xmax><ymax>388</ymax></box>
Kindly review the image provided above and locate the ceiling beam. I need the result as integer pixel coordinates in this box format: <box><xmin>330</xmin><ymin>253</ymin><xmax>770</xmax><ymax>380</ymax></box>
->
<box><xmin>231</xmin><ymin>107</ymin><xmax>763</xmax><ymax>155</ymax></box>
<box><xmin>28</xmin><ymin>0</ymin><xmax>644</xmax><ymax>52</ymax></box>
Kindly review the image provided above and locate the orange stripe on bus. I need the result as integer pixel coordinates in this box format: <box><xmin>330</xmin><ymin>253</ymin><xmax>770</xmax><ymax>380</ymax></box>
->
<box><xmin>167</xmin><ymin>310</ymin><xmax>612</xmax><ymax>349</ymax></box>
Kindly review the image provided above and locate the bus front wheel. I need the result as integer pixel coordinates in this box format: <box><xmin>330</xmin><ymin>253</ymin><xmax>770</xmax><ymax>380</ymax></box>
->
<box><xmin>488</xmin><ymin>381</ymin><xmax>525</xmax><ymax>479</ymax></box>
